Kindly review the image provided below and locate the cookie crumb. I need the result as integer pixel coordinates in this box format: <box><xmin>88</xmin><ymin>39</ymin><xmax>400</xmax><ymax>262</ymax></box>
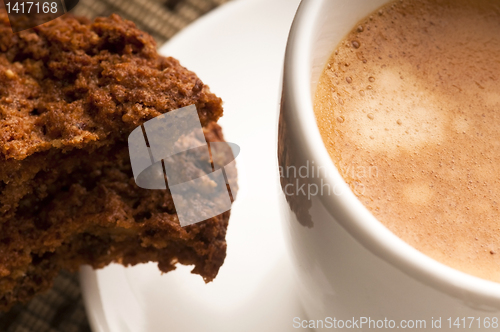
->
<box><xmin>5</xmin><ymin>69</ymin><xmax>15</xmax><ymax>79</ymax></box>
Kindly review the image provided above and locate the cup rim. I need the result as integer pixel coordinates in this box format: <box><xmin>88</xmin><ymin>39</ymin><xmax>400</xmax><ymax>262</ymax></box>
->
<box><xmin>283</xmin><ymin>0</ymin><xmax>500</xmax><ymax>306</ymax></box>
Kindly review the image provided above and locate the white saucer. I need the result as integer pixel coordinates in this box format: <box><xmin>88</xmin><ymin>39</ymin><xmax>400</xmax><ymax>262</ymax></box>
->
<box><xmin>79</xmin><ymin>0</ymin><xmax>310</xmax><ymax>331</ymax></box>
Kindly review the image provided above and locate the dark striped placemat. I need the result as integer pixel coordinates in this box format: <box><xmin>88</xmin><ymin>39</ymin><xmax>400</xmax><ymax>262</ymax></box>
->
<box><xmin>73</xmin><ymin>0</ymin><xmax>230</xmax><ymax>45</ymax></box>
<box><xmin>0</xmin><ymin>0</ymin><xmax>230</xmax><ymax>330</ymax></box>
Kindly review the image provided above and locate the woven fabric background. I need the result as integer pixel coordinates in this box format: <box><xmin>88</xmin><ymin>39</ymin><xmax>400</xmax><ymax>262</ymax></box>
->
<box><xmin>73</xmin><ymin>0</ymin><xmax>230</xmax><ymax>45</ymax></box>
<box><xmin>0</xmin><ymin>0</ymin><xmax>230</xmax><ymax>330</ymax></box>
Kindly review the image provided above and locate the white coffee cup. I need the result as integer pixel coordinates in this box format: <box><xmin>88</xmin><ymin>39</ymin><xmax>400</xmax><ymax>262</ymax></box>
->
<box><xmin>278</xmin><ymin>0</ymin><xmax>500</xmax><ymax>329</ymax></box>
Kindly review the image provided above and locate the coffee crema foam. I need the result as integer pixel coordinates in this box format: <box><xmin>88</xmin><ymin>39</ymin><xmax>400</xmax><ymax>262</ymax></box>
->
<box><xmin>314</xmin><ymin>0</ymin><xmax>500</xmax><ymax>282</ymax></box>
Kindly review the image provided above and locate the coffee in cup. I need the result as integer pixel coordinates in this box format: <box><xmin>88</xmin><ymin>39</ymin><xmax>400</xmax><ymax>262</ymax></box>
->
<box><xmin>314</xmin><ymin>0</ymin><xmax>500</xmax><ymax>283</ymax></box>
